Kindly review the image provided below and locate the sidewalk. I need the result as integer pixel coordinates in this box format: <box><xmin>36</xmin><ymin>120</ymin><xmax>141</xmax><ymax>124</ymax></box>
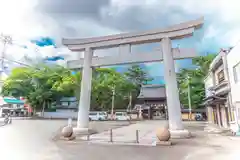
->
<box><xmin>59</xmin><ymin>120</ymin><xmax>240</xmax><ymax>159</ymax></box>
<box><xmin>203</xmin><ymin>134</ymin><xmax>240</xmax><ymax>160</ymax></box>
<box><xmin>79</xmin><ymin>120</ymin><xmax>165</xmax><ymax>146</ymax></box>
<box><xmin>203</xmin><ymin>123</ymin><xmax>230</xmax><ymax>134</ymax></box>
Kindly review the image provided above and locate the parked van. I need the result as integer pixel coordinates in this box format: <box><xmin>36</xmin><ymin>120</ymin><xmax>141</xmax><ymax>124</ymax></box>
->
<box><xmin>89</xmin><ymin>111</ymin><xmax>108</xmax><ymax>121</ymax></box>
<box><xmin>114</xmin><ymin>112</ymin><xmax>130</xmax><ymax>121</ymax></box>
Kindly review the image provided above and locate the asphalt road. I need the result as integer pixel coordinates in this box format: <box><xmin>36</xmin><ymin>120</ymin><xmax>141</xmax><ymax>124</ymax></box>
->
<box><xmin>0</xmin><ymin>120</ymin><xmax>235</xmax><ymax>160</ymax></box>
<box><xmin>0</xmin><ymin>120</ymin><xmax>132</xmax><ymax>160</ymax></box>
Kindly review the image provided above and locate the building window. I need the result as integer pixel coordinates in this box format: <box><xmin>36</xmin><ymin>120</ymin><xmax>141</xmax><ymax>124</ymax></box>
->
<box><xmin>233</xmin><ymin>62</ymin><xmax>240</xmax><ymax>83</ymax></box>
<box><xmin>217</xmin><ymin>70</ymin><xmax>225</xmax><ymax>83</ymax></box>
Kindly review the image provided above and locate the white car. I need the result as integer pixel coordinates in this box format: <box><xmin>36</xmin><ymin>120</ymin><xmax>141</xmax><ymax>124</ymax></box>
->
<box><xmin>89</xmin><ymin>112</ymin><xmax>108</xmax><ymax>121</ymax></box>
<box><xmin>114</xmin><ymin>112</ymin><xmax>130</xmax><ymax>121</ymax></box>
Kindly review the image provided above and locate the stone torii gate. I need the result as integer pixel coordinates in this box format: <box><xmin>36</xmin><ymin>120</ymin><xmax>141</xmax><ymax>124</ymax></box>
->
<box><xmin>63</xmin><ymin>17</ymin><xmax>204</xmax><ymax>137</ymax></box>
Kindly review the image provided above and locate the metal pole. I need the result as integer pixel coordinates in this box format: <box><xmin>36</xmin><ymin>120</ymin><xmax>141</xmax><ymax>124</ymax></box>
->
<box><xmin>87</xmin><ymin>134</ymin><xmax>90</xmax><ymax>141</ymax></box>
<box><xmin>187</xmin><ymin>76</ymin><xmax>192</xmax><ymax>121</ymax></box>
<box><xmin>111</xmin><ymin>86</ymin><xmax>115</xmax><ymax>120</ymax></box>
<box><xmin>139</xmin><ymin>105</ymin><xmax>142</xmax><ymax>120</ymax></box>
<box><xmin>109</xmin><ymin>129</ymin><xmax>113</xmax><ymax>142</ymax></box>
<box><xmin>136</xmin><ymin>130</ymin><xmax>139</xmax><ymax>143</ymax></box>
<box><xmin>1</xmin><ymin>42</ymin><xmax>6</xmax><ymax>72</ymax></box>
<box><xmin>129</xmin><ymin>92</ymin><xmax>132</xmax><ymax>112</ymax></box>
<box><xmin>0</xmin><ymin>35</ymin><xmax>9</xmax><ymax>94</ymax></box>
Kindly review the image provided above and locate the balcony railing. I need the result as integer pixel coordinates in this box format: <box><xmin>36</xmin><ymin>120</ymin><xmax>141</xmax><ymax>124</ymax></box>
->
<box><xmin>209</xmin><ymin>80</ymin><xmax>229</xmax><ymax>96</ymax></box>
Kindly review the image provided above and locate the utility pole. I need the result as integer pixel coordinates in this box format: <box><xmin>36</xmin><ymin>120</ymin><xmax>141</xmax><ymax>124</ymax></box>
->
<box><xmin>111</xmin><ymin>85</ymin><xmax>115</xmax><ymax>120</ymax></box>
<box><xmin>0</xmin><ymin>34</ymin><xmax>12</xmax><ymax>72</ymax></box>
<box><xmin>0</xmin><ymin>34</ymin><xmax>35</xmax><ymax>94</ymax></box>
<box><xmin>0</xmin><ymin>34</ymin><xmax>12</xmax><ymax>94</ymax></box>
<box><xmin>187</xmin><ymin>75</ymin><xmax>192</xmax><ymax>120</ymax></box>
<box><xmin>127</xmin><ymin>92</ymin><xmax>132</xmax><ymax>112</ymax></box>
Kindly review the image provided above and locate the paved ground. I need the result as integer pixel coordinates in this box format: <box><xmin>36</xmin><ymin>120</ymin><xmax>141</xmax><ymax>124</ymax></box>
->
<box><xmin>0</xmin><ymin>120</ymin><xmax>239</xmax><ymax>160</ymax></box>
<box><xmin>79</xmin><ymin>120</ymin><xmax>179</xmax><ymax>145</ymax></box>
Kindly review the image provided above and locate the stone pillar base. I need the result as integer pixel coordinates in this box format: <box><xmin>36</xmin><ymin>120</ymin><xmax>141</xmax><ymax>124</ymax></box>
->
<box><xmin>170</xmin><ymin>129</ymin><xmax>192</xmax><ymax>139</ymax></box>
<box><xmin>73</xmin><ymin>127</ymin><xmax>97</xmax><ymax>135</ymax></box>
<box><xmin>156</xmin><ymin>141</ymin><xmax>172</xmax><ymax>146</ymax></box>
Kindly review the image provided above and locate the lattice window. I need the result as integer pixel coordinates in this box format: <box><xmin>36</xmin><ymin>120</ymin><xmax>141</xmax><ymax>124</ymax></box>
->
<box><xmin>217</xmin><ymin>70</ymin><xmax>225</xmax><ymax>83</ymax></box>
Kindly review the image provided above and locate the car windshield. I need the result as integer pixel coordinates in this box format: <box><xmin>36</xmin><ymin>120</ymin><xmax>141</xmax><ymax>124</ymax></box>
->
<box><xmin>115</xmin><ymin>112</ymin><xmax>123</xmax><ymax>116</ymax></box>
<box><xmin>89</xmin><ymin>112</ymin><xmax>97</xmax><ymax>115</ymax></box>
<box><xmin>99</xmin><ymin>112</ymin><xmax>105</xmax><ymax>115</ymax></box>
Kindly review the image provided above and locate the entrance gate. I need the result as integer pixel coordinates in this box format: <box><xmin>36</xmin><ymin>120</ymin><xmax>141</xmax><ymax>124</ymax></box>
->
<box><xmin>63</xmin><ymin>17</ymin><xmax>204</xmax><ymax>136</ymax></box>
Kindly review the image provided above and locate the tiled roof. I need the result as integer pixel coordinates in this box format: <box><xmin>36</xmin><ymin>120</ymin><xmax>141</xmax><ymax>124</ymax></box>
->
<box><xmin>138</xmin><ymin>85</ymin><xmax>166</xmax><ymax>99</ymax></box>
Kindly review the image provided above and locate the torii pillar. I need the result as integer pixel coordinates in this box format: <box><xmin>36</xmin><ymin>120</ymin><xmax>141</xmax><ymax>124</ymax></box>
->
<box><xmin>161</xmin><ymin>38</ymin><xmax>190</xmax><ymax>138</ymax></box>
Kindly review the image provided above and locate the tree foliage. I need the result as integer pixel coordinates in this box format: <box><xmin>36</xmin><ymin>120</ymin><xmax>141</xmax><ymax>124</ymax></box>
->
<box><xmin>2</xmin><ymin>64</ymin><xmax>151</xmax><ymax>112</ymax></box>
<box><xmin>177</xmin><ymin>54</ymin><xmax>217</xmax><ymax>109</ymax></box>
<box><xmin>2</xmin><ymin>65</ymin><xmax>75</xmax><ymax>111</ymax></box>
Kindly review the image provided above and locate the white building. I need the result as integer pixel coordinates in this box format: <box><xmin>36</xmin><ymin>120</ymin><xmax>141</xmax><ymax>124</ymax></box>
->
<box><xmin>226</xmin><ymin>42</ymin><xmax>240</xmax><ymax>124</ymax></box>
<box><xmin>204</xmin><ymin>49</ymin><xmax>231</xmax><ymax>128</ymax></box>
<box><xmin>204</xmin><ymin>42</ymin><xmax>240</xmax><ymax>128</ymax></box>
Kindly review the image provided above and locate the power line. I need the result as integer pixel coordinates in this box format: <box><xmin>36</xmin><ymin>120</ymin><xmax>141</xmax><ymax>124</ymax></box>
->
<box><xmin>0</xmin><ymin>34</ymin><xmax>65</xmax><ymax>72</ymax></box>
<box><xmin>0</xmin><ymin>34</ymin><xmax>12</xmax><ymax>72</ymax></box>
<box><xmin>0</xmin><ymin>57</ymin><xmax>32</xmax><ymax>67</ymax></box>
<box><xmin>0</xmin><ymin>34</ymin><xmax>39</xmax><ymax>69</ymax></box>
<box><xmin>0</xmin><ymin>34</ymin><xmax>39</xmax><ymax>92</ymax></box>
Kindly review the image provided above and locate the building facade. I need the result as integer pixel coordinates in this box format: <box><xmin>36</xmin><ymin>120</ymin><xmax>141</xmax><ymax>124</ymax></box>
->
<box><xmin>0</xmin><ymin>96</ymin><xmax>26</xmax><ymax>117</ymax></box>
<box><xmin>226</xmin><ymin>42</ymin><xmax>240</xmax><ymax>124</ymax></box>
<box><xmin>135</xmin><ymin>84</ymin><xmax>166</xmax><ymax>119</ymax></box>
<box><xmin>204</xmin><ymin>44</ymin><xmax>240</xmax><ymax>128</ymax></box>
<box><xmin>204</xmin><ymin>49</ymin><xmax>232</xmax><ymax>128</ymax></box>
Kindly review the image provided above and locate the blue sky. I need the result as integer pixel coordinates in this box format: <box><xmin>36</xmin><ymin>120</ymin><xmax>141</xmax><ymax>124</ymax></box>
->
<box><xmin>1</xmin><ymin>0</ymin><xmax>239</xmax><ymax>83</ymax></box>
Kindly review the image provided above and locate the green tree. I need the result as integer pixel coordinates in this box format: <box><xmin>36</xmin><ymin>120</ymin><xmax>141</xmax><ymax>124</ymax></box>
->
<box><xmin>124</xmin><ymin>64</ymin><xmax>153</xmax><ymax>110</ymax></box>
<box><xmin>125</xmin><ymin>64</ymin><xmax>152</xmax><ymax>87</ymax></box>
<box><xmin>2</xmin><ymin>64</ymin><xmax>152</xmax><ymax>113</ymax></box>
<box><xmin>177</xmin><ymin>54</ymin><xmax>216</xmax><ymax>109</ymax></box>
<box><xmin>2</xmin><ymin>65</ymin><xmax>75</xmax><ymax>112</ymax></box>
<box><xmin>91</xmin><ymin>68</ymin><xmax>130</xmax><ymax>111</ymax></box>
<box><xmin>192</xmin><ymin>54</ymin><xmax>217</xmax><ymax>76</ymax></box>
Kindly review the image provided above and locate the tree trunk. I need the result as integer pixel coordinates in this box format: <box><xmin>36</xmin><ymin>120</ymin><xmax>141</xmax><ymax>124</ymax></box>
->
<box><xmin>127</xmin><ymin>92</ymin><xmax>132</xmax><ymax>112</ymax></box>
<box><xmin>100</xmin><ymin>103</ymin><xmax>104</xmax><ymax>111</ymax></box>
<box><xmin>41</xmin><ymin>101</ymin><xmax>45</xmax><ymax>117</ymax></box>
<box><xmin>33</xmin><ymin>107</ymin><xmax>36</xmax><ymax>116</ymax></box>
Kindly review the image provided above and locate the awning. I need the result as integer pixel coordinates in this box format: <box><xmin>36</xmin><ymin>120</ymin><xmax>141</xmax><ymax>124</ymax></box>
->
<box><xmin>4</xmin><ymin>98</ymin><xmax>24</xmax><ymax>104</ymax></box>
<box><xmin>202</xmin><ymin>96</ymin><xmax>226</xmax><ymax>106</ymax></box>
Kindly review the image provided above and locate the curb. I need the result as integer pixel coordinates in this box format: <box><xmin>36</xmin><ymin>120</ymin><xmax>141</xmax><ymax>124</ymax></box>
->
<box><xmin>10</xmin><ymin>117</ymin><xmax>32</xmax><ymax>120</ymax></box>
<box><xmin>61</xmin><ymin>139</ymin><xmax>157</xmax><ymax>147</ymax></box>
<box><xmin>86</xmin><ymin>140</ymin><xmax>156</xmax><ymax>147</ymax></box>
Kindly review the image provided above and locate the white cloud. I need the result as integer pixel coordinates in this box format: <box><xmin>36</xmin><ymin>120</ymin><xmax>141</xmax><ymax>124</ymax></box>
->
<box><xmin>0</xmin><ymin>0</ymin><xmax>239</xmax><ymax>74</ymax></box>
<box><xmin>220</xmin><ymin>29</ymin><xmax>240</xmax><ymax>46</ymax></box>
<box><xmin>0</xmin><ymin>0</ymin><xmax>48</xmax><ymax>39</ymax></box>
<box><xmin>204</xmin><ymin>25</ymin><xmax>221</xmax><ymax>39</ymax></box>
